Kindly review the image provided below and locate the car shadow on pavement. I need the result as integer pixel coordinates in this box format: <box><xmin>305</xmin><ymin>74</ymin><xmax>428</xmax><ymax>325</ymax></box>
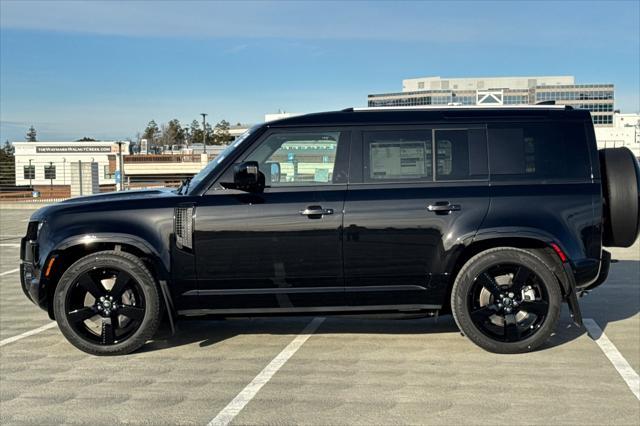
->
<box><xmin>138</xmin><ymin>260</ymin><xmax>638</xmax><ymax>355</ymax></box>
<box><xmin>577</xmin><ymin>260</ymin><xmax>639</xmax><ymax>328</ymax></box>
<box><xmin>543</xmin><ymin>259</ymin><xmax>640</xmax><ymax>350</ymax></box>
<box><xmin>140</xmin><ymin>315</ymin><xmax>462</xmax><ymax>354</ymax></box>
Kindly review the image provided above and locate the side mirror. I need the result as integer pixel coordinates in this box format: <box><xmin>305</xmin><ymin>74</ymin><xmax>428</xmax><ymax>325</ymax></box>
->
<box><xmin>233</xmin><ymin>161</ymin><xmax>264</xmax><ymax>192</ymax></box>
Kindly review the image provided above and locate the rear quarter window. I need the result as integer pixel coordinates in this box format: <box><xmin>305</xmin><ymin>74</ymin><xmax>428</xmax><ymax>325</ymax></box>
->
<box><xmin>362</xmin><ymin>128</ymin><xmax>488</xmax><ymax>183</ymax></box>
<box><xmin>488</xmin><ymin>121</ymin><xmax>591</xmax><ymax>181</ymax></box>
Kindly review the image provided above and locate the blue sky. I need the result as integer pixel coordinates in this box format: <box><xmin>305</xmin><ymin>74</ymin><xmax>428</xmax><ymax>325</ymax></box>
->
<box><xmin>1</xmin><ymin>0</ymin><xmax>639</xmax><ymax>141</ymax></box>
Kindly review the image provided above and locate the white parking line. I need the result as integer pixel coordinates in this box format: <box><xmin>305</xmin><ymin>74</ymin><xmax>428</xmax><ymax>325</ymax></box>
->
<box><xmin>207</xmin><ymin>317</ymin><xmax>325</xmax><ymax>426</ymax></box>
<box><xmin>0</xmin><ymin>322</ymin><xmax>57</xmax><ymax>347</ymax></box>
<box><xmin>0</xmin><ymin>268</ymin><xmax>19</xmax><ymax>277</ymax></box>
<box><xmin>584</xmin><ymin>318</ymin><xmax>640</xmax><ymax>400</ymax></box>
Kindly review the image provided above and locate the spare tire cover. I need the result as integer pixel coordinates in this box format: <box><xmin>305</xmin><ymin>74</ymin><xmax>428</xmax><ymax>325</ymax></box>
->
<box><xmin>599</xmin><ymin>147</ymin><xmax>640</xmax><ymax>247</ymax></box>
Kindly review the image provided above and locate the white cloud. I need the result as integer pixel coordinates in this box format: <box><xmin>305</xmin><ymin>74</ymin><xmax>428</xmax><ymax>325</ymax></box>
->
<box><xmin>1</xmin><ymin>0</ymin><xmax>612</xmax><ymax>45</ymax></box>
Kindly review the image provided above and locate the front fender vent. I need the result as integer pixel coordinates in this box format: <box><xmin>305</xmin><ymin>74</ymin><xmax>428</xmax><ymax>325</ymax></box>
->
<box><xmin>174</xmin><ymin>206</ymin><xmax>194</xmax><ymax>250</ymax></box>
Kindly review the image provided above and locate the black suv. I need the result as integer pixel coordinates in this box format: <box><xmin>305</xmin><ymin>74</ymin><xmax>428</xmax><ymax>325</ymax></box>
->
<box><xmin>20</xmin><ymin>106</ymin><xmax>640</xmax><ymax>355</ymax></box>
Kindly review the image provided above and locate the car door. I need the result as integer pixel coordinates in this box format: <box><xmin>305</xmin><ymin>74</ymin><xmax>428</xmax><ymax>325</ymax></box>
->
<box><xmin>343</xmin><ymin>125</ymin><xmax>490</xmax><ymax>309</ymax></box>
<box><xmin>192</xmin><ymin>128</ymin><xmax>350</xmax><ymax>311</ymax></box>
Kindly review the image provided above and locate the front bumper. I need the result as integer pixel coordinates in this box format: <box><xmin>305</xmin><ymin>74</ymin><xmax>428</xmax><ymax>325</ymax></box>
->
<box><xmin>19</xmin><ymin>238</ymin><xmax>44</xmax><ymax>307</ymax></box>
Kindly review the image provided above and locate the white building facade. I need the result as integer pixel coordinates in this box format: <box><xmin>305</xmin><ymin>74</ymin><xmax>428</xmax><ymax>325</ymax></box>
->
<box><xmin>369</xmin><ymin>75</ymin><xmax>615</xmax><ymax>127</ymax></box>
<box><xmin>595</xmin><ymin>113</ymin><xmax>640</xmax><ymax>157</ymax></box>
<box><xmin>13</xmin><ymin>141</ymin><xmax>129</xmax><ymax>187</ymax></box>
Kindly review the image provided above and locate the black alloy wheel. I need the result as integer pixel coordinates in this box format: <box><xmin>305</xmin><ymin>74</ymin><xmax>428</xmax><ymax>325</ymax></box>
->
<box><xmin>468</xmin><ymin>264</ymin><xmax>549</xmax><ymax>343</ymax></box>
<box><xmin>451</xmin><ymin>247</ymin><xmax>562</xmax><ymax>353</ymax></box>
<box><xmin>65</xmin><ymin>267</ymin><xmax>146</xmax><ymax>345</ymax></box>
<box><xmin>54</xmin><ymin>251</ymin><xmax>161</xmax><ymax>356</ymax></box>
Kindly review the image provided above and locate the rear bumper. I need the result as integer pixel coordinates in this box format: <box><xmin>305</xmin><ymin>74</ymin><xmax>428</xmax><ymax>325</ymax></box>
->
<box><xmin>583</xmin><ymin>250</ymin><xmax>612</xmax><ymax>291</ymax></box>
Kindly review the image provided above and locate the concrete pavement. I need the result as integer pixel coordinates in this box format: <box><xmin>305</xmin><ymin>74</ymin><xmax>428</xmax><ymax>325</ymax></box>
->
<box><xmin>1</xmin><ymin>208</ymin><xmax>638</xmax><ymax>425</ymax></box>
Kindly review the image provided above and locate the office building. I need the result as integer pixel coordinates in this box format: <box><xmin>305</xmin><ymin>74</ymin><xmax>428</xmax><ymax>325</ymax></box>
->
<box><xmin>368</xmin><ymin>76</ymin><xmax>615</xmax><ymax>126</ymax></box>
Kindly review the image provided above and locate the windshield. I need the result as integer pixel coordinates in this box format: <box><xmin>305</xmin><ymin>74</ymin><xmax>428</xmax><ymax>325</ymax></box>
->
<box><xmin>184</xmin><ymin>126</ymin><xmax>258</xmax><ymax>194</ymax></box>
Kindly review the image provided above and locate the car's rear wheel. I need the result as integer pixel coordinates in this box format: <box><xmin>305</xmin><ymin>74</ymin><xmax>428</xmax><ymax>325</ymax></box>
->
<box><xmin>451</xmin><ymin>247</ymin><xmax>562</xmax><ymax>353</ymax></box>
<box><xmin>53</xmin><ymin>250</ymin><xmax>161</xmax><ymax>356</ymax></box>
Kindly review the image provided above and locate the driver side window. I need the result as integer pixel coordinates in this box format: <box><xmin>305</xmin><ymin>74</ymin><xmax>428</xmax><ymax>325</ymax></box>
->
<box><xmin>245</xmin><ymin>131</ymin><xmax>344</xmax><ymax>186</ymax></box>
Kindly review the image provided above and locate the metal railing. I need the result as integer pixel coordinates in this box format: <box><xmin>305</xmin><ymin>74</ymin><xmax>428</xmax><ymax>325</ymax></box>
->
<box><xmin>0</xmin><ymin>158</ymin><xmax>194</xmax><ymax>202</ymax></box>
<box><xmin>124</xmin><ymin>154</ymin><xmax>203</xmax><ymax>163</ymax></box>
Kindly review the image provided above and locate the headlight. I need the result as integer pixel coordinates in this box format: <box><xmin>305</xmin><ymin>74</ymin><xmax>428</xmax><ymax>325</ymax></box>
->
<box><xmin>26</xmin><ymin>221</ymin><xmax>45</xmax><ymax>241</ymax></box>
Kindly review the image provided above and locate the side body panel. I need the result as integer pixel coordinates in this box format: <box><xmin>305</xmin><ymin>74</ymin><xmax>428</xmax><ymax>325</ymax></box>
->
<box><xmin>479</xmin><ymin>182</ymin><xmax>602</xmax><ymax>287</ymax></box>
<box><xmin>192</xmin><ymin>186</ymin><xmax>346</xmax><ymax>309</ymax></box>
<box><xmin>342</xmin><ymin>124</ymin><xmax>490</xmax><ymax>308</ymax></box>
<box><xmin>343</xmin><ymin>183</ymin><xmax>489</xmax><ymax>307</ymax></box>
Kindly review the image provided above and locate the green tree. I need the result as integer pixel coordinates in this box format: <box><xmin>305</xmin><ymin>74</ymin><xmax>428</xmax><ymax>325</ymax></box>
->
<box><xmin>142</xmin><ymin>120</ymin><xmax>160</xmax><ymax>150</ymax></box>
<box><xmin>190</xmin><ymin>118</ymin><xmax>214</xmax><ymax>145</ymax></box>
<box><xmin>26</xmin><ymin>126</ymin><xmax>37</xmax><ymax>142</ymax></box>
<box><xmin>3</xmin><ymin>140</ymin><xmax>15</xmax><ymax>155</ymax></box>
<box><xmin>76</xmin><ymin>137</ymin><xmax>96</xmax><ymax>141</ymax></box>
<box><xmin>189</xmin><ymin>120</ymin><xmax>202</xmax><ymax>146</ymax></box>
<box><xmin>213</xmin><ymin>120</ymin><xmax>233</xmax><ymax>145</ymax></box>
<box><xmin>0</xmin><ymin>141</ymin><xmax>16</xmax><ymax>185</ymax></box>
<box><xmin>162</xmin><ymin>119</ymin><xmax>185</xmax><ymax>145</ymax></box>
<box><xmin>204</xmin><ymin>122</ymin><xmax>214</xmax><ymax>145</ymax></box>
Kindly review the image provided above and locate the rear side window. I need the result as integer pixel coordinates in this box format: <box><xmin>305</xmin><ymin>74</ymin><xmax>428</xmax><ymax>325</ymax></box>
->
<box><xmin>365</xmin><ymin>130</ymin><xmax>432</xmax><ymax>181</ymax></box>
<box><xmin>488</xmin><ymin>122</ymin><xmax>591</xmax><ymax>181</ymax></box>
<box><xmin>435</xmin><ymin>129</ymin><xmax>488</xmax><ymax>180</ymax></box>
<box><xmin>362</xmin><ymin>128</ymin><xmax>488</xmax><ymax>183</ymax></box>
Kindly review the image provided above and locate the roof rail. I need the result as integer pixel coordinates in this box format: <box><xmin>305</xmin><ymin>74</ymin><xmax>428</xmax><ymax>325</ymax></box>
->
<box><xmin>349</xmin><ymin>104</ymin><xmax>569</xmax><ymax>111</ymax></box>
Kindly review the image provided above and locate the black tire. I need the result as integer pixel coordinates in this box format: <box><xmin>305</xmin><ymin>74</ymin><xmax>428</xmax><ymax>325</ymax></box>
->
<box><xmin>599</xmin><ymin>147</ymin><xmax>640</xmax><ymax>247</ymax></box>
<box><xmin>451</xmin><ymin>247</ymin><xmax>562</xmax><ymax>354</ymax></box>
<box><xmin>53</xmin><ymin>250</ymin><xmax>161</xmax><ymax>356</ymax></box>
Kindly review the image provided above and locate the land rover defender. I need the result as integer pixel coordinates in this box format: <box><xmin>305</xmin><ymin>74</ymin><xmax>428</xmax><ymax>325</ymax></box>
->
<box><xmin>20</xmin><ymin>106</ymin><xmax>640</xmax><ymax>355</ymax></box>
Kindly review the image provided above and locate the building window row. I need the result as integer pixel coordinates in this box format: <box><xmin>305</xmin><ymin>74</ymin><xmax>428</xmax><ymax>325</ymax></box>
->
<box><xmin>503</xmin><ymin>95</ymin><xmax>529</xmax><ymax>104</ymax></box>
<box><xmin>537</xmin><ymin>84</ymin><xmax>613</xmax><ymax>89</ymax></box>
<box><xmin>23</xmin><ymin>165</ymin><xmax>57</xmax><ymax>180</ymax></box>
<box><xmin>369</xmin><ymin>97</ymin><xmax>429</xmax><ymax>107</ymax></box>
<box><xmin>44</xmin><ymin>165</ymin><xmax>56</xmax><ymax>180</ymax></box>
<box><xmin>104</xmin><ymin>166</ymin><xmax>115</xmax><ymax>179</ymax></box>
<box><xmin>576</xmin><ymin>103</ymin><xmax>614</xmax><ymax>112</ymax></box>
<box><xmin>23</xmin><ymin>165</ymin><xmax>35</xmax><ymax>180</ymax></box>
<box><xmin>369</xmin><ymin>95</ymin><xmax>535</xmax><ymax>107</ymax></box>
<box><xmin>592</xmin><ymin>115</ymin><xmax>613</xmax><ymax>125</ymax></box>
<box><xmin>536</xmin><ymin>91</ymin><xmax>613</xmax><ymax>101</ymax></box>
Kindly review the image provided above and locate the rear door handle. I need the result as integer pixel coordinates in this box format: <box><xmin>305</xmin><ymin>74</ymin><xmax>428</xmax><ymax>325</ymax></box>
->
<box><xmin>427</xmin><ymin>202</ymin><xmax>461</xmax><ymax>213</ymax></box>
<box><xmin>299</xmin><ymin>205</ymin><xmax>334</xmax><ymax>217</ymax></box>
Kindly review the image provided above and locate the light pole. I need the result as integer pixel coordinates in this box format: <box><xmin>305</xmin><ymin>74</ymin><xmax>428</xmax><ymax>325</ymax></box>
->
<box><xmin>49</xmin><ymin>161</ymin><xmax>53</xmax><ymax>196</ymax></box>
<box><xmin>116</xmin><ymin>141</ymin><xmax>125</xmax><ymax>191</ymax></box>
<box><xmin>201</xmin><ymin>113</ymin><xmax>208</xmax><ymax>154</ymax></box>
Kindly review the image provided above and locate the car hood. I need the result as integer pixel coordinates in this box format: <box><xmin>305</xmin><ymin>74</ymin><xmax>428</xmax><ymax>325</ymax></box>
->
<box><xmin>59</xmin><ymin>188</ymin><xmax>175</xmax><ymax>204</ymax></box>
<box><xmin>30</xmin><ymin>188</ymin><xmax>178</xmax><ymax>222</ymax></box>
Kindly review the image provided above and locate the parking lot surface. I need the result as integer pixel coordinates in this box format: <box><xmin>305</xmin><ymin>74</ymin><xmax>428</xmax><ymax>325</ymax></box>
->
<box><xmin>1</xmin><ymin>207</ymin><xmax>638</xmax><ymax>425</ymax></box>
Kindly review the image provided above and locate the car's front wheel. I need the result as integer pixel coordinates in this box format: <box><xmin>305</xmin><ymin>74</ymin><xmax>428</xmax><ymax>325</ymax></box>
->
<box><xmin>53</xmin><ymin>250</ymin><xmax>161</xmax><ymax>356</ymax></box>
<box><xmin>451</xmin><ymin>247</ymin><xmax>562</xmax><ymax>354</ymax></box>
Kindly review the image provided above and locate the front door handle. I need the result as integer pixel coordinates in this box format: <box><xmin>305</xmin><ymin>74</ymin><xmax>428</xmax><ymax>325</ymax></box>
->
<box><xmin>299</xmin><ymin>205</ymin><xmax>334</xmax><ymax>218</ymax></box>
<box><xmin>427</xmin><ymin>202</ymin><xmax>461</xmax><ymax>214</ymax></box>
